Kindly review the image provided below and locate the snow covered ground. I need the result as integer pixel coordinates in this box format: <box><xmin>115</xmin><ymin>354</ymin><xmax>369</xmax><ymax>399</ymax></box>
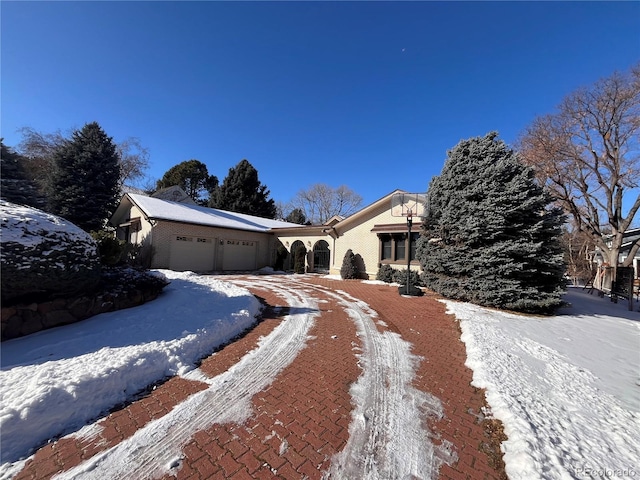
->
<box><xmin>1</xmin><ymin>272</ymin><xmax>639</xmax><ymax>480</ymax></box>
<box><xmin>446</xmin><ymin>287</ymin><xmax>639</xmax><ymax>480</ymax></box>
<box><xmin>0</xmin><ymin>271</ymin><xmax>262</xmax><ymax>478</ymax></box>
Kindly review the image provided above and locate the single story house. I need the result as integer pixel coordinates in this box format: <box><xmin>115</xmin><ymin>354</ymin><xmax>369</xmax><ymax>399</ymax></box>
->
<box><xmin>110</xmin><ymin>189</ymin><xmax>304</xmax><ymax>272</ymax></box>
<box><xmin>272</xmin><ymin>189</ymin><xmax>422</xmax><ymax>278</ymax></box>
<box><xmin>588</xmin><ymin>228</ymin><xmax>640</xmax><ymax>292</ymax></box>
<box><xmin>110</xmin><ymin>188</ymin><xmax>423</xmax><ymax>278</ymax></box>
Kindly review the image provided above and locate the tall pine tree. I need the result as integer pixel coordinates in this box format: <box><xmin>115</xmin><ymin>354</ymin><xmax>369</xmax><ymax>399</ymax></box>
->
<box><xmin>49</xmin><ymin>122</ymin><xmax>121</xmax><ymax>232</ymax></box>
<box><xmin>416</xmin><ymin>132</ymin><xmax>566</xmax><ymax>314</ymax></box>
<box><xmin>156</xmin><ymin>159</ymin><xmax>217</xmax><ymax>205</ymax></box>
<box><xmin>0</xmin><ymin>141</ymin><xmax>45</xmax><ymax>209</ymax></box>
<box><xmin>211</xmin><ymin>159</ymin><xmax>277</xmax><ymax>218</ymax></box>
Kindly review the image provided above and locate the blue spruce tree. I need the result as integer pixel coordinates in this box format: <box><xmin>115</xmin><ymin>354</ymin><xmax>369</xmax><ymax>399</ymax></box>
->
<box><xmin>49</xmin><ymin>122</ymin><xmax>121</xmax><ymax>232</ymax></box>
<box><xmin>416</xmin><ymin>132</ymin><xmax>566</xmax><ymax>314</ymax></box>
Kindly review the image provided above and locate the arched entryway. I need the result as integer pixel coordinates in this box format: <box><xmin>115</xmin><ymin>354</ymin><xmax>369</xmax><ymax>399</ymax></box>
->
<box><xmin>290</xmin><ymin>240</ymin><xmax>307</xmax><ymax>273</ymax></box>
<box><xmin>313</xmin><ymin>240</ymin><xmax>330</xmax><ymax>273</ymax></box>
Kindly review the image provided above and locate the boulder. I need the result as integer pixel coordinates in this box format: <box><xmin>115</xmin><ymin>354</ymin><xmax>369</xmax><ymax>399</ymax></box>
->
<box><xmin>1</xmin><ymin>200</ymin><xmax>101</xmax><ymax>305</ymax></box>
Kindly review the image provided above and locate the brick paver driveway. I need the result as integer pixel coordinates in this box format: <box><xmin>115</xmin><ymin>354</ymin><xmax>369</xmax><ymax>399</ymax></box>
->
<box><xmin>15</xmin><ymin>275</ymin><xmax>506</xmax><ymax>480</ymax></box>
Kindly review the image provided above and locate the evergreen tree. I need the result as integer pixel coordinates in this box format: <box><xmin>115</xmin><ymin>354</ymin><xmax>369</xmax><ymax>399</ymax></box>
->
<box><xmin>48</xmin><ymin>122</ymin><xmax>121</xmax><ymax>232</ymax></box>
<box><xmin>340</xmin><ymin>249</ymin><xmax>359</xmax><ymax>279</ymax></box>
<box><xmin>416</xmin><ymin>132</ymin><xmax>566</xmax><ymax>314</ymax></box>
<box><xmin>211</xmin><ymin>159</ymin><xmax>277</xmax><ymax>218</ymax></box>
<box><xmin>156</xmin><ymin>159</ymin><xmax>217</xmax><ymax>205</ymax></box>
<box><xmin>293</xmin><ymin>244</ymin><xmax>307</xmax><ymax>274</ymax></box>
<box><xmin>285</xmin><ymin>208</ymin><xmax>308</xmax><ymax>225</ymax></box>
<box><xmin>274</xmin><ymin>240</ymin><xmax>289</xmax><ymax>271</ymax></box>
<box><xmin>0</xmin><ymin>141</ymin><xmax>45</xmax><ymax>209</ymax></box>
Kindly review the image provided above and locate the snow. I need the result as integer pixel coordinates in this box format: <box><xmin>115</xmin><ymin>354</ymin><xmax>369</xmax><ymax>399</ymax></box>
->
<box><xmin>127</xmin><ymin>193</ymin><xmax>303</xmax><ymax>232</ymax></box>
<box><xmin>0</xmin><ymin>271</ymin><xmax>261</xmax><ymax>476</ymax></box>
<box><xmin>1</xmin><ymin>274</ymin><xmax>639</xmax><ymax>480</ymax></box>
<box><xmin>320</xmin><ymin>287</ymin><xmax>455</xmax><ymax>478</ymax></box>
<box><xmin>446</xmin><ymin>287</ymin><xmax>640</xmax><ymax>480</ymax></box>
<box><xmin>52</xmin><ymin>276</ymin><xmax>319</xmax><ymax>480</ymax></box>
<box><xmin>0</xmin><ymin>200</ymin><xmax>95</xmax><ymax>250</ymax></box>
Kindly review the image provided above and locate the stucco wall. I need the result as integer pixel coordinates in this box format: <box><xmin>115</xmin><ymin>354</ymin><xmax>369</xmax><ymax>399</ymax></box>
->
<box><xmin>147</xmin><ymin>221</ymin><xmax>275</xmax><ymax>271</ymax></box>
<box><xmin>114</xmin><ymin>192</ymin><xmax>423</xmax><ymax>276</ymax></box>
<box><xmin>274</xmin><ymin>233</ymin><xmax>334</xmax><ymax>272</ymax></box>
<box><xmin>334</xmin><ymin>203</ymin><xmax>400</xmax><ymax>278</ymax></box>
<box><xmin>130</xmin><ymin>205</ymin><xmax>153</xmax><ymax>244</ymax></box>
<box><xmin>274</xmin><ymin>203</ymin><xmax>418</xmax><ymax>278</ymax></box>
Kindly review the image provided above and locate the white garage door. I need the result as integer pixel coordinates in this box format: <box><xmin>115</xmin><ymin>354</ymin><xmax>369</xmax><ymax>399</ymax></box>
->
<box><xmin>222</xmin><ymin>239</ymin><xmax>257</xmax><ymax>271</ymax></box>
<box><xmin>169</xmin><ymin>236</ymin><xmax>215</xmax><ymax>272</ymax></box>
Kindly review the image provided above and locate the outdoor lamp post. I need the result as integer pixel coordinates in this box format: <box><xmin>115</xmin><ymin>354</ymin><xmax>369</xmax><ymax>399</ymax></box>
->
<box><xmin>390</xmin><ymin>192</ymin><xmax>425</xmax><ymax>296</ymax></box>
<box><xmin>406</xmin><ymin>211</ymin><xmax>412</xmax><ymax>295</ymax></box>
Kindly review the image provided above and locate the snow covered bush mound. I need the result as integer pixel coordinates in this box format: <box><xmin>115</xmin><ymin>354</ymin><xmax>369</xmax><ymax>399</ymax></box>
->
<box><xmin>0</xmin><ymin>201</ymin><xmax>101</xmax><ymax>304</ymax></box>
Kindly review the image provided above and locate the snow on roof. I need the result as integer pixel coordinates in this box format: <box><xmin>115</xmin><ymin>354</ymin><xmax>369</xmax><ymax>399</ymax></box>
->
<box><xmin>126</xmin><ymin>194</ymin><xmax>303</xmax><ymax>232</ymax></box>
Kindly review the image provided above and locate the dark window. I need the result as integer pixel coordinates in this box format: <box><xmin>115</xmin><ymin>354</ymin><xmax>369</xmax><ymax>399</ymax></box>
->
<box><xmin>410</xmin><ymin>232</ymin><xmax>419</xmax><ymax>260</ymax></box>
<box><xmin>381</xmin><ymin>235</ymin><xmax>392</xmax><ymax>260</ymax></box>
<box><xmin>395</xmin><ymin>234</ymin><xmax>406</xmax><ymax>260</ymax></box>
<box><xmin>380</xmin><ymin>232</ymin><xmax>420</xmax><ymax>263</ymax></box>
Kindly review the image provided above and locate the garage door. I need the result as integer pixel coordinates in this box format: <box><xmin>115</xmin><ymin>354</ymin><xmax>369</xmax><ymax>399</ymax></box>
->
<box><xmin>222</xmin><ymin>239</ymin><xmax>257</xmax><ymax>271</ymax></box>
<box><xmin>169</xmin><ymin>235</ymin><xmax>215</xmax><ymax>272</ymax></box>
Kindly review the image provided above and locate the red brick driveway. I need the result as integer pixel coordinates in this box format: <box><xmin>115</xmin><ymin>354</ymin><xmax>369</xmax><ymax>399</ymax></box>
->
<box><xmin>14</xmin><ymin>275</ymin><xmax>506</xmax><ymax>480</ymax></box>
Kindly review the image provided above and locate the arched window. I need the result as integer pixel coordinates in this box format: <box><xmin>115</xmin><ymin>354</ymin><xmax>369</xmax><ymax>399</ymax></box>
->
<box><xmin>290</xmin><ymin>240</ymin><xmax>307</xmax><ymax>273</ymax></box>
<box><xmin>313</xmin><ymin>240</ymin><xmax>330</xmax><ymax>272</ymax></box>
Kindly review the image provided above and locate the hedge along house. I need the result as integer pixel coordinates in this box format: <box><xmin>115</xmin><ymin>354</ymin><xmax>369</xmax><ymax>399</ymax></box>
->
<box><xmin>110</xmin><ymin>189</ymin><xmax>304</xmax><ymax>272</ymax></box>
<box><xmin>272</xmin><ymin>190</ymin><xmax>423</xmax><ymax>278</ymax></box>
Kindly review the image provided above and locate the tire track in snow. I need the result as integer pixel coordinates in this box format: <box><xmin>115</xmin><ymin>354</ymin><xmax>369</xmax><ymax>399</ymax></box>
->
<box><xmin>284</xmin><ymin>279</ymin><xmax>456</xmax><ymax>480</ymax></box>
<box><xmin>53</xmin><ymin>277</ymin><xmax>319</xmax><ymax>480</ymax></box>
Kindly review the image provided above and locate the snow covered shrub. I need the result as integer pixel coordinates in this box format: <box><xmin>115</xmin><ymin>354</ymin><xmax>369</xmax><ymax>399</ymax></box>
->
<box><xmin>1</xmin><ymin>200</ymin><xmax>101</xmax><ymax>305</ymax></box>
<box><xmin>340</xmin><ymin>249</ymin><xmax>359</xmax><ymax>279</ymax></box>
<box><xmin>416</xmin><ymin>132</ymin><xmax>566</xmax><ymax>314</ymax></box>
<box><xmin>376</xmin><ymin>264</ymin><xmax>396</xmax><ymax>283</ymax></box>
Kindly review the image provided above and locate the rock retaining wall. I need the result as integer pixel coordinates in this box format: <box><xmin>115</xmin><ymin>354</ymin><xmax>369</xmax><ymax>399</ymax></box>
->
<box><xmin>1</xmin><ymin>287</ymin><xmax>163</xmax><ymax>341</ymax></box>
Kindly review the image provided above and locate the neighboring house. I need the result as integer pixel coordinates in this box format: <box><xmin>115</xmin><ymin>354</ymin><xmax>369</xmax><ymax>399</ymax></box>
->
<box><xmin>590</xmin><ymin>228</ymin><xmax>640</xmax><ymax>291</ymax></box>
<box><xmin>149</xmin><ymin>185</ymin><xmax>197</xmax><ymax>205</ymax></box>
<box><xmin>592</xmin><ymin>228</ymin><xmax>640</xmax><ymax>274</ymax></box>
<box><xmin>618</xmin><ymin>228</ymin><xmax>640</xmax><ymax>277</ymax></box>
<box><xmin>110</xmin><ymin>188</ymin><xmax>422</xmax><ymax>277</ymax></box>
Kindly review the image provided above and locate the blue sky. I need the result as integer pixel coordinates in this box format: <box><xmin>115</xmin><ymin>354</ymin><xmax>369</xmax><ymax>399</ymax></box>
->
<box><xmin>2</xmin><ymin>1</ymin><xmax>638</xmax><ymax>210</ymax></box>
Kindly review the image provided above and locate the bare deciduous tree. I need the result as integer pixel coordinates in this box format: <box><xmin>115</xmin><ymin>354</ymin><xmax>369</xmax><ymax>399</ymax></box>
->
<box><xmin>290</xmin><ymin>183</ymin><xmax>363</xmax><ymax>224</ymax></box>
<box><xmin>116</xmin><ymin>137</ymin><xmax>150</xmax><ymax>189</ymax></box>
<box><xmin>561</xmin><ymin>225</ymin><xmax>597</xmax><ymax>286</ymax></box>
<box><xmin>518</xmin><ymin>64</ymin><xmax>640</xmax><ymax>280</ymax></box>
<box><xmin>17</xmin><ymin>126</ymin><xmax>151</xmax><ymax>194</ymax></box>
<box><xmin>17</xmin><ymin>127</ymin><xmax>67</xmax><ymax>197</ymax></box>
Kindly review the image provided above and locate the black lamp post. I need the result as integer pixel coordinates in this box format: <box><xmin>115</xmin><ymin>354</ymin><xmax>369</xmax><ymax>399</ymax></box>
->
<box><xmin>406</xmin><ymin>211</ymin><xmax>412</xmax><ymax>294</ymax></box>
<box><xmin>399</xmin><ymin>211</ymin><xmax>422</xmax><ymax>296</ymax></box>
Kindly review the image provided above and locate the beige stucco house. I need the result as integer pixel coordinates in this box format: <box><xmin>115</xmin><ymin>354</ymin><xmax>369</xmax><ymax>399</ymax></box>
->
<box><xmin>273</xmin><ymin>189</ymin><xmax>421</xmax><ymax>278</ymax></box>
<box><xmin>110</xmin><ymin>191</ymin><xmax>304</xmax><ymax>272</ymax></box>
<box><xmin>110</xmin><ymin>188</ymin><xmax>422</xmax><ymax>277</ymax></box>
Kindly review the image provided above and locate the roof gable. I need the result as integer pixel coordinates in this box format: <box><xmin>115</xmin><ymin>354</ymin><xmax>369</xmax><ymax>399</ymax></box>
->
<box><xmin>333</xmin><ymin>189</ymin><xmax>407</xmax><ymax>233</ymax></box>
<box><xmin>151</xmin><ymin>186</ymin><xmax>197</xmax><ymax>205</ymax></box>
<box><xmin>269</xmin><ymin>189</ymin><xmax>415</xmax><ymax>236</ymax></box>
